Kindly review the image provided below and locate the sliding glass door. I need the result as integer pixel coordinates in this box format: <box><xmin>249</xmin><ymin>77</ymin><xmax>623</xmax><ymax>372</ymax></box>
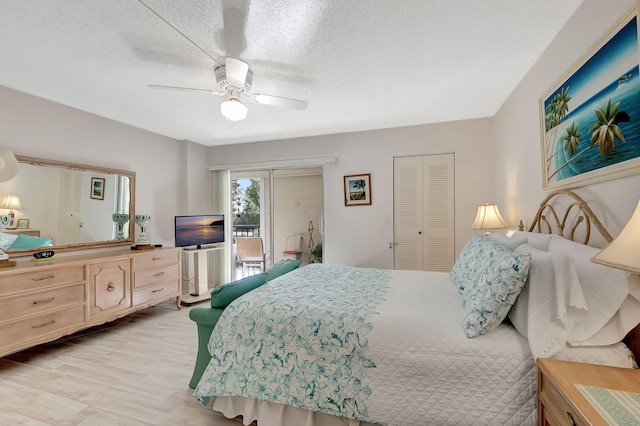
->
<box><xmin>231</xmin><ymin>167</ymin><xmax>323</xmax><ymax>279</ymax></box>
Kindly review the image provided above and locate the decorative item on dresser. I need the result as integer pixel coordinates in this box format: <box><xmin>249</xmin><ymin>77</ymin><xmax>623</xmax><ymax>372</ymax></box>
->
<box><xmin>132</xmin><ymin>214</ymin><xmax>153</xmax><ymax>250</ymax></box>
<box><xmin>16</xmin><ymin>218</ymin><xmax>29</xmax><ymax>229</ymax></box>
<box><xmin>0</xmin><ymin>247</ymin><xmax>181</xmax><ymax>357</ymax></box>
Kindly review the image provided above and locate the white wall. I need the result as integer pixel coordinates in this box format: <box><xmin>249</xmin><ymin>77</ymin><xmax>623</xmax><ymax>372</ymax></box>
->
<box><xmin>494</xmin><ymin>0</ymin><xmax>640</xmax><ymax>244</ymax></box>
<box><xmin>0</xmin><ymin>85</ymin><xmax>186</xmax><ymax>248</ymax></box>
<box><xmin>207</xmin><ymin>118</ymin><xmax>495</xmax><ymax>268</ymax></box>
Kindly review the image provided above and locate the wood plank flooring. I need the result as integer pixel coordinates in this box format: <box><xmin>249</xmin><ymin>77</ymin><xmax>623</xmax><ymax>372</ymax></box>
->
<box><xmin>0</xmin><ymin>300</ymin><xmax>249</xmax><ymax>426</ymax></box>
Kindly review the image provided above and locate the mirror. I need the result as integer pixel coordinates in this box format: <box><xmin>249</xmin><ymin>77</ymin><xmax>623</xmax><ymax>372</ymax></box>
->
<box><xmin>0</xmin><ymin>155</ymin><xmax>135</xmax><ymax>256</ymax></box>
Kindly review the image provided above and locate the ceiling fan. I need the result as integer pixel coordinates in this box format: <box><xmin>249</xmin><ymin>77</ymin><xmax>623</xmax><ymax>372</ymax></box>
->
<box><xmin>138</xmin><ymin>0</ymin><xmax>308</xmax><ymax>121</ymax></box>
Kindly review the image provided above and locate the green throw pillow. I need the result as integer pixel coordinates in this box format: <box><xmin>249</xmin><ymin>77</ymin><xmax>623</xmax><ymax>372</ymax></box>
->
<box><xmin>210</xmin><ymin>272</ymin><xmax>268</xmax><ymax>309</ymax></box>
<box><xmin>10</xmin><ymin>234</ymin><xmax>53</xmax><ymax>249</ymax></box>
<box><xmin>267</xmin><ymin>259</ymin><xmax>302</xmax><ymax>281</ymax></box>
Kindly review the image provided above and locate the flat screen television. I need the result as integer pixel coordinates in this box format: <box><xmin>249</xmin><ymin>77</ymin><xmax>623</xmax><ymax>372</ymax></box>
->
<box><xmin>174</xmin><ymin>214</ymin><xmax>225</xmax><ymax>249</ymax></box>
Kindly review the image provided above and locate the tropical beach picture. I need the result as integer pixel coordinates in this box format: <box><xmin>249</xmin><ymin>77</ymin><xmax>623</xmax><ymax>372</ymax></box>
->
<box><xmin>541</xmin><ymin>10</ymin><xmax>640</xmax><ymax>191</ymax></box>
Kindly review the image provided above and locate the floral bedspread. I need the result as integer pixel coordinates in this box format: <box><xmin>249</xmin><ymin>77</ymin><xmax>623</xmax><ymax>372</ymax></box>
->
<box><xmin>194</xmin><ymin>263</ymin><xmax>391</xmax><ymax>422</ymax></box>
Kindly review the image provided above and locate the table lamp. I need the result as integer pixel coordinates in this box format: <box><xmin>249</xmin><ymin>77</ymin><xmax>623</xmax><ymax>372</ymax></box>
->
<box><xmin>472</xmin><ymin>202</ymin><xmax>508</xmax><ymax>235</ymax></box>
<box><xmin>0</xmin><ymin>195</ymin><xmax>23</xmax><ymax>228</ymax></box>
<box><xmin>591</xmin><ymin>198</ymin><xmax>640</xmax><ymax>273</ymax></box>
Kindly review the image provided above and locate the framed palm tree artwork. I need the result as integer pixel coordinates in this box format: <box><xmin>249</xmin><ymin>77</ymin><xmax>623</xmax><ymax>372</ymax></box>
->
<box><xmin>540</xmin><ymin>6</ymin><xmax>640</xmax><ymax>191</ymax></box>
<box><xmin>344</xmin><ymin>173</ymin><xmax>372</xmax><ymax>206</ymax></box>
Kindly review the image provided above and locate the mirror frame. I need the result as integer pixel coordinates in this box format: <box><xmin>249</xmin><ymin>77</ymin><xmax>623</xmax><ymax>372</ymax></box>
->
<box><xmin>7</xmin><ymin>155</ymin><xmax>136</xmax><ymax>257</ymax></box>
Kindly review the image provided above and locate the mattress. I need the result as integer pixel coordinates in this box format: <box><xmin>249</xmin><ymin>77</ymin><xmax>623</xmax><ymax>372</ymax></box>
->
<box><xmin>195</xmin><ymin>265</ymin><xmax>539</xmax><ymax>425</ymax></box>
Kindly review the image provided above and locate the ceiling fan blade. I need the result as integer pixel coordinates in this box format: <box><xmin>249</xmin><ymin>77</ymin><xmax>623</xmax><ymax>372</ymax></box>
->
<box><xmin>225</xmin><ymin>57</ymin><xmax>249</xmax><ymax>88</ymax></box>
<box><xmin>248</xmin><ymin>93</ymin><xmax>308</xmax><ymax>110</ymax></box>
<box><xmin>148</xmin><ymin>84</ymin><xmax>225</xmax><ymax>96</ymax></box>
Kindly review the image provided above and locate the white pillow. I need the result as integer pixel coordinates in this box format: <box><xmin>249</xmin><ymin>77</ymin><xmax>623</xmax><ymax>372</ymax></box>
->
<box><xmin>0</xmin><ymin>232</ymin><xmax>18</xmax><ymax>250</ymax></box>
<box><xmin>511</xmin><ymin>244</ymin><xmax>584</xmax><ymax>358</ymax></box>
<box><xmin>548</xmin><ymin>236</ymin><xmax>636</xmax><ymax>346</ymax></box>
<box><xmin>511</xmin><ymin>231</ymin><xmax>555</xmax><ymax>251</ymax></box>
<box><xmin>578</xmin><ymin>274</ymin><xmax>640</xmax><ymax>346</ymax></box>
<box><xmin>489</xmin><ymin>232</ymin><xmax>528</xmax><ymax>251</ymax></box>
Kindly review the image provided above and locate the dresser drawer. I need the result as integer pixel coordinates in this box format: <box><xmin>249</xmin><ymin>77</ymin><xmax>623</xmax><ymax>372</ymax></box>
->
<box><xmin>134</xmin><ymin>263</ymin><xmax>179</xmax><ymax>289</ymax></box>
<box><xmin>0</xmin><ymin>284</ymin><xmax>85</xmax><ymax>323</ymax></box>
<box><xmin>133</xmin><ymin>279</ymin><xmax>180</xmax><ymax>305</ymax></box>
<box><xmin>0</xmin><ymin>266</ymin><xmax>85</xmax><ymax>297</ymax></box>
<box><xmin>133</xmin><ymin>249</ymin><xmax>180</xmax><ymax>270</ymax></box>
<box><xmin>0</xmin><ymin>304</ymin><xmax>85</xmax><ymax>350</ymax></box>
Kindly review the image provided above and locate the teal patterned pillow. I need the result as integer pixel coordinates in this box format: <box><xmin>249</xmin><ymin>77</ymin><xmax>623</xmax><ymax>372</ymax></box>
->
<box><xmin>450</xmin><ymin>232</ymin><xmax>489</xmax><ymax>293</ymax></box>
<box><xmin>452</xmin><ymin>233</ymin><xmax>531</xmax><ymax>337</ymax></box>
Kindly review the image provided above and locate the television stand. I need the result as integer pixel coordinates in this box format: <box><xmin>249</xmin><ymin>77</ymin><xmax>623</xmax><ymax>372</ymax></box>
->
<box><xmin>180</xmin><ymin>245</ymin><xmax>223</xmax><ymax>305</ymax></box>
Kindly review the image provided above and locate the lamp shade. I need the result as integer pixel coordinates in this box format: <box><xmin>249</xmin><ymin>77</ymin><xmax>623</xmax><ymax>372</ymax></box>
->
<box><xmin>0</xmin><ymin>195</ymin><xmax>23</xmax><ymax>210</ymax></box>
<box><xmin>0</xmin><ymin>146</ymin><xmax>19</xmax><ymax>182</ymax></box>
<box><xmin>472</xmin><ymin>203</ymin><xmax>508</xmax><ymax>233</ymax></box>
<box><xmin>220</xmin><ymin>98</ymin><xmax>248</xmax><ymax>121</ymax></box>
<box><xmin>592</xmin><ymin>198</ymin><xmax>640</xmax><ymax>274</ymax></box>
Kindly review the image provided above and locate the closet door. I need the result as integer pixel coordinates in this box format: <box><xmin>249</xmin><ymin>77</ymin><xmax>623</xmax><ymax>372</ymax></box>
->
<box><xmin>393</xmin><ymin>154</ymin><xmax>454</xmax><ymax>272</ymax></box>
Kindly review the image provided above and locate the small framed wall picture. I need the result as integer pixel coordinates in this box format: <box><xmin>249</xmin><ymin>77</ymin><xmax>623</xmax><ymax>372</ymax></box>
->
<box><xmin>91</xmin><ymin>177</ymin><xmax>105</xmax><ymax>200</ymax></box>
<box><xmin>344</xmin><ymin>173</ymin><xmax>372</xmax><ymax>206</ymax></box>
<box><xmin>17</xmin><ymin>218</ymin><xmax>30</xmax><ymax>229</ymax></box>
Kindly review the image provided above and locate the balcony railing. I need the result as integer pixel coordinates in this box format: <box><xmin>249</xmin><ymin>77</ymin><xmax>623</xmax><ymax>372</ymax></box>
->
<box><xmin>233</xmin><ymin>224</ymin><xmax>260</xmax><ymax>237</ymax></box>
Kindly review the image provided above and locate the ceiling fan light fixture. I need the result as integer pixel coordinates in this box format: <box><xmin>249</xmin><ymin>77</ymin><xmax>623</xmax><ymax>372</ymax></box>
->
<box><xmin>221</xmin><ymin>98</ymin><xmax>248</xmax><ymax>121</ymax></box>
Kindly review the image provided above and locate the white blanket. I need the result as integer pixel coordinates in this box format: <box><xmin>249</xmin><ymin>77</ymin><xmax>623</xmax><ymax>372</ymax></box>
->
<box><xmin>194</xmin><ymin>265</ymin><xmax>540</xmax><ymax>425</ymax></box>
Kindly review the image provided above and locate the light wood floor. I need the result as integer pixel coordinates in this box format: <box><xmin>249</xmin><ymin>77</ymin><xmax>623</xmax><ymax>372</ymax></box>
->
<box><xmin>0</xmin><ymin>300</ymin><xmax>250</xmax><ymax>426</ymax></box>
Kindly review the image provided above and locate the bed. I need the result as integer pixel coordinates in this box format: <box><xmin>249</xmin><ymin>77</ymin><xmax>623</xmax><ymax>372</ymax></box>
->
<box><xmin>193</xmin><ymin>190</ymin><xmax>640</xmax><ymax>425</ymax></box>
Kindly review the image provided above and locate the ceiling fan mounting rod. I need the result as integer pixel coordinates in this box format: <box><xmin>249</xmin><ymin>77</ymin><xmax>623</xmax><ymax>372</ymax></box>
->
<box><xmin>137</xmin><ymin>0</ymin><xmax>222</xmax><ymax>67</ymax></box>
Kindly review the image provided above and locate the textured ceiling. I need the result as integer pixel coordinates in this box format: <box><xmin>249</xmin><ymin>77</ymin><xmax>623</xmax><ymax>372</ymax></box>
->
<box><xmin>0</xmin><ymin>0</ymin><xmax>584</xmax><ymax>146</ymax></box>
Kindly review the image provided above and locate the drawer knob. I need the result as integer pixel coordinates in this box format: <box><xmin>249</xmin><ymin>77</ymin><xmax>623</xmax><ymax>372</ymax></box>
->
<box><xmin>32</xmin><ymin>320</ymin><xmax>55</xmax><ymax>329</ymax></box>
<box><xmin>152</xmin><ymin>257</ymin><xmax>163</xmax><ymax>261</ymax></box>
<box><xmin>567</xmin><ymin>412</ymin><xmax>576</xmax><ymax>426</ymax></box>
<box><xmin>33</xmin><ymin>297</ymin><xmax>55</xmax><ymax>305</ymax></box>
<box><xmin>107</xmin><ymin>282</ymin><xmax>115</xmax><ymax>292</ymax></box>
<box><xmin>152</xmin><ymin>288</ymin><xmax>164</xmax><ymax>293</ymax></box>
<box><xmin>32</xmin><ymin>274</ymin><xmax>55</xmax><ymax>282</ymax></box>
<box><xmin>153</xmin><ymin>271</ymin><xmax>165</xmax><ymax>277</ymax></box>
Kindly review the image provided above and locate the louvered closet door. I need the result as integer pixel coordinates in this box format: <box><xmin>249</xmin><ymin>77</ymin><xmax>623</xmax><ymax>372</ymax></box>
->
<box><xmin>393</xmin><ymin>154</ymin><xmax>454</xmax><ymax>272</ymax></box>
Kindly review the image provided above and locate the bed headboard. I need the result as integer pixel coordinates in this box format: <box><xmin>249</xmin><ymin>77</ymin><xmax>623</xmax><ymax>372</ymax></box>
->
<box><xmin>524</xmin><ymin>189</ymin><xmax>613</xmax><ymax>245</ymax></box>
<box><xmin>523</xmin><ymin>189</ymin><xmax>640</xmax><ymax>362</ymax></box>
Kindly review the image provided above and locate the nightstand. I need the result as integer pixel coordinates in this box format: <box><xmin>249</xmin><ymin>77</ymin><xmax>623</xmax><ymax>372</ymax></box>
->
<box><xmin>537</xmin><ymin>358</ymin><xmax>640</xmax><ymax>425</ymax></box>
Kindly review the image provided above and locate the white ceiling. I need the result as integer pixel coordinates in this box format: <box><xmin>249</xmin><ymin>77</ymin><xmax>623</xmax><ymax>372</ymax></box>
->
<box><xmin>0</xmin><ymin>0</ymin><xmax>583</xmax><ymax>147</ymax></box>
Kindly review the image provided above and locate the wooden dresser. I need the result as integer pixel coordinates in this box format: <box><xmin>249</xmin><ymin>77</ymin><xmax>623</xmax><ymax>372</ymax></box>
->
<box><xmin>0</xmin><ymin>247</ymin><xmax>181</xmax><ymax>357</ymax></box>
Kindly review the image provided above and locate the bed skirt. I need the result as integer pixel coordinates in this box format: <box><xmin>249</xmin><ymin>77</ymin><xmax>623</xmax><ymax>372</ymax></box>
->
<box><xmin>213</xmin><ymin>396</ymin><xmax>382</xmax><ymax>426</ymax></box>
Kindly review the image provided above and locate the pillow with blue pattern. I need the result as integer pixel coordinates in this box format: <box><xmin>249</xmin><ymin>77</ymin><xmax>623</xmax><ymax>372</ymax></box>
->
<box><xmin>452</xmin><ymin>233</ymin><xmax>531</xmax><ymax>337</ymax></box>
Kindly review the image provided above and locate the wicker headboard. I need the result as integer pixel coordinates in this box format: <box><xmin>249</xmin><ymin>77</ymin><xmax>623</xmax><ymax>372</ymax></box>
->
<box><xmin>524</xmin><ymin>190</ymin><xmax>640</xmax><ymax>362</ymax></box>
<box><xmin>523</xmin><ymin>189</ymin><xmax>613</xmax><ymax>245</ymax></box>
